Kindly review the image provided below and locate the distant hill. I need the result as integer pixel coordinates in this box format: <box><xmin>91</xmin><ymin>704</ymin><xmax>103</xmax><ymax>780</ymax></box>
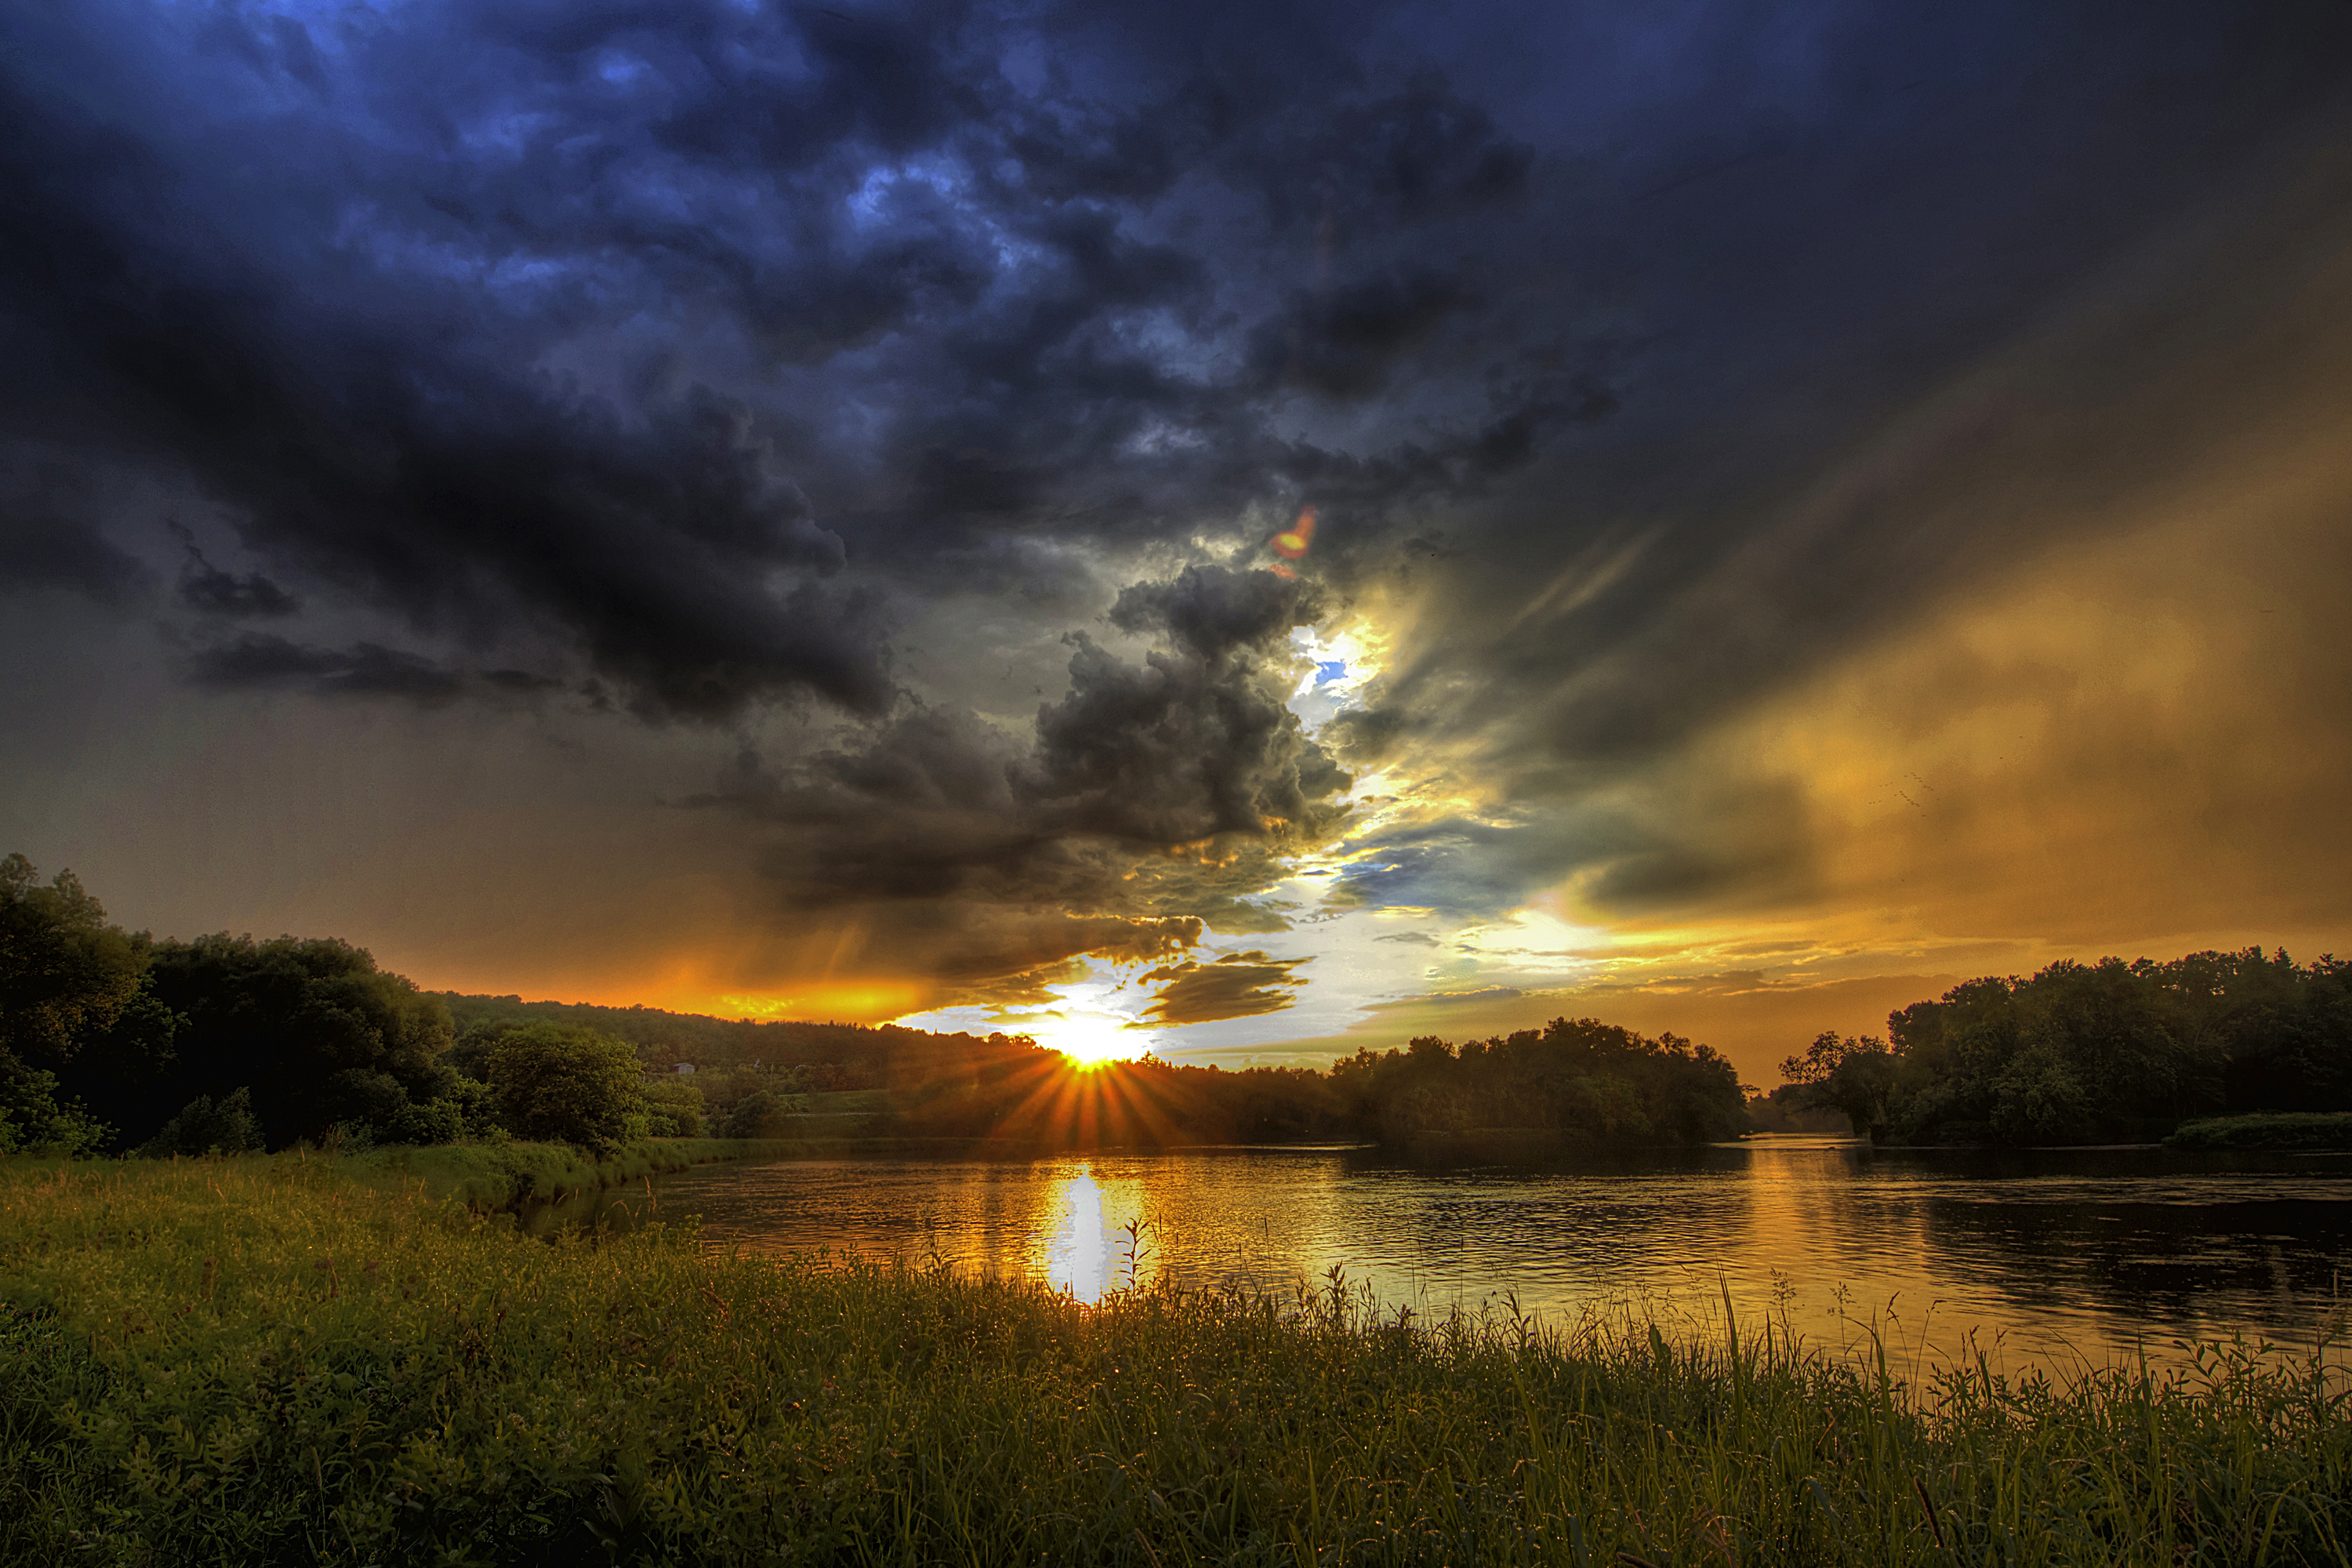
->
<box><xmin>434</xmin><ymin>993</ymin><xmax>1040</xmax><ymax>1092</ymax></box>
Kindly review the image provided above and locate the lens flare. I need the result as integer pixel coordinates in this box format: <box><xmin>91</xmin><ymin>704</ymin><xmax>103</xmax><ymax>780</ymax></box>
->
<box><xmin>1270</xmin><ymin>505</ymin><xmax>1316</xmax><ymax>561</ymax></box>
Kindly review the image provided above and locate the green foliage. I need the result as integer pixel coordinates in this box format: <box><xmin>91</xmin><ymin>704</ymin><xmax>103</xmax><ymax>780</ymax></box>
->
<box><xmin>438</xmin><ymin>991</ymin><xmax>1037</xmax><ymax>1094</ymax></box>
<box><xmin>0</xmin><ymin>853</ymin><xmax>151</xmax><ymax>1069</ymax></box>
<box><xmin>332</xmin><ymin>1137</ymin><xmax>807</xmax><ymax>1210</ymax></box>
<box><xmin>1330</xmin><ymin>1017</ymin><xmax>1750</xmax><ymax>1149</ymax></box>
<box><xmin>720</xmin><ymin>1087</ymin><xmax>800</xmax><ymax>1138</ymax></box>
<box><xmin>1788</xmin><ymin>949</ymin><xmax>2352</xmax><ymax>1147</ymax></box>
<box><xmin>139</xmin><ymin>1087</ymin><xmax>266</xmax><ymax>1156</ymax></box>
<box><xmin>1780</xmin><ymin>1032</ymin><xmax>1904</xmax><ymax>1142</ymax></box>
<box><xmin>49</xmin><ymin>928</ymin><xmax>458</xmax><ymax>1151</ymax></box>
<box><xmin>2165</xmin><ymin>1112</ymin><xmax>2352</xmax><ymax>1150</ymax></box>
<box><xmin>0</xmin><ymin>1062</ymin><xmax>110</xmax><ymax>1155</ymax></box>
<box><xmin>641</xmin><ymin>1077</ymin><xmax>705</xmax><ymax>1138</ymax></box>
<box><xmin>352</xmin><ymin>1073</ymin><xmax>497</xmax><ymax>1148</ymax></box>
<box><xmin>483</xmin><ymin>1024</ymin><xmax>649</xmax><ymax>1154</ymax></box>
<box><xmin>3</xmin><ymin>1157</ymin><xmax>2349</xmax><ymax>1565</ymax></box>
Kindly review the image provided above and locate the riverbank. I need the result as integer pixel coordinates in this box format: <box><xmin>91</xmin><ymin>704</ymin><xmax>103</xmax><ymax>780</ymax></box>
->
<box><xmin>2166</xmin><ymin>1112</ymin><xmax>2352</xmax><ymax>1151</ymax></box>
<box><xmin>336</xmin><ymin>1136</ymin><xmax>823</xmax><ymax>1210</ymax></box>
<box><xmin>4</xmin><ymin>1155</ymin><xmax>2348</xmax><ymax>1565</ymax></box>
<box><xmin>339</xmin><ymin>1134</ymin><xmax>1128</xmax><ymax>1215</ymax></box>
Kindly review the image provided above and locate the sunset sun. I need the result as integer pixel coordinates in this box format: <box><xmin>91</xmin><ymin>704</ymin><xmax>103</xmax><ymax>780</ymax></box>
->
<box><xmin>1054</xmin><ymin>1026</ymin><xmax>1149</xmax><ymax>1071</ymax></box>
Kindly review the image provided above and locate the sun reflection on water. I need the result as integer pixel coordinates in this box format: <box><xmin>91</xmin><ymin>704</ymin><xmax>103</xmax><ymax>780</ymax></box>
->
<box><xmin>1040</xmin><ymin>1167</ymin><xmax>1109</xmax><ymax>1302</ymax></box>
<box><xmin>1033</xmin><ymin>1163</ymin><xmax>1163</xmax><ymax>1303</ymax></box>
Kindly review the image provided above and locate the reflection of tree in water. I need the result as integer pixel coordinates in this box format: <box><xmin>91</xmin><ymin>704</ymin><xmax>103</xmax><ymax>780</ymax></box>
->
<box><xmin>1912</xmin><ymin>1176</ymin><xmax>2352</xmax><ymax>1346</ymax></box>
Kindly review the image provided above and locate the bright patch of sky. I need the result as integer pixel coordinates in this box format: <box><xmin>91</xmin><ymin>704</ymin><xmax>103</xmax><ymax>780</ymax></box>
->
<box><xmin>1284</xmin><ymin>624</ymin><xmax>1375</xmax><ymax>736</ymax></box>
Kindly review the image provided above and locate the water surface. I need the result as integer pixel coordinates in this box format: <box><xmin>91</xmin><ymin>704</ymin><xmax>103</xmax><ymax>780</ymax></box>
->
<box><xmin>612</xmin><ymin>1137</ymin><xmax>2352</xmax><ymax>1377</ymax></box>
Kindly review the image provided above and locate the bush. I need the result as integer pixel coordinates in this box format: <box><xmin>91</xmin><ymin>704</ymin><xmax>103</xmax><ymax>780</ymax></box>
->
<box><xmin>0</xmin><ymin>1063</ymin><xmax>110</xmax><ymax>1155</ymax></box>
<box><xmin>353</xmin><ymin>1078</ymin><xmax>496</xmax><ymax>1147</ymax></box>
<box><xmin>643</xmin><ymin>1078</ymin><xmax>705</xmax><ymax>1137</ymax></box>
<box><xmin>721</xmin><ymin>1088</ymin><xmax>800</xmax><ymax>1138</ymax></box>
<box><xmin>70</xmin><ymin>932</ymin><xmax>455</xmax><ymax>1151</ymax></box>
<box><xmin>2165</xmin><ymin>1112</ymin><xmax>2352</xmax><ymax>1150</ymax></box>
<box><xmin>484</xmin><ymin>1025</ymin><xmax>648</xmax><ymax>1154</ymax></box>
<box><xmin>139</xmin><ymin>1088</ymin><xmax>265</xmax><ymax>1156</ymax></box>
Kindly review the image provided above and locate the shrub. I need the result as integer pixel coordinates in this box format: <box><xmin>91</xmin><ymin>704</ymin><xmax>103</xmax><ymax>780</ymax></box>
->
<box><xmin>138</xmin><ymin>1087</ymin><xmax>265</xmax><ymax>1156</ymax></box>
<box><xmin>484</xmin><ymin>1024</ymin><xmax>648</xmax><ymax>1154</ymax></box>
<box><xmin>643</xmin><ymin>1078</ymin><xmax>705</xmax><ymax>1137</ymax></box>
<box><xmin>0</xmin><ymin>1063</ymin><xmax>110</xmax><ymax>1155</ymax></box>
<box><xmin>720</xmin><ymin>1088</ymin><xmax>799</xmax><ymax>1138</ymax></box>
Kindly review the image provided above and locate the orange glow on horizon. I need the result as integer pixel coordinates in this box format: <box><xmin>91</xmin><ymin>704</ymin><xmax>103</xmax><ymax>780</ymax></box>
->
<box><xmin>713</xmin><ymin>982</ymin><xmax>931</xmax><ymax>1022</ymax></box>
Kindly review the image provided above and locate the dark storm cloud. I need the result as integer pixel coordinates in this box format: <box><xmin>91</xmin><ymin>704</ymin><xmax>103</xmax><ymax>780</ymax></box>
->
<box><xmin>698</xmin><ymin>564</ymin><xmax>1350</xmax><ymax>974</ymax></box>
<box><xmin>0</xmin><ymin>0</ymin><xmax>1602</xmax><ymax>718</ymax></box>
<box><xmin>182</xmin><ymin>632</ymin><xmax>565</xmax><ymax>707</ymax></box>
<box><xmin>192</xmin><ymin>636</ymin><xmax>462</xmax><ymax>704</ymax></box>
<box><xmin>171</xmin><ymin>529</ymin><xmax>300</xmax><ymax>619</ymax></box>
<box><xmin>1137</xmin><ymin>949</ymin><xmax>1311</xmax><ymax>1027</ymax></box>
<box><xmin>0</xmin><ymin>466</ymin><xmax>151</xmax><ymax>605</ymax></box>
<box><xmin>1252</xmin><ymin>267</ymin><xmax>1477</xmax><ymax>399</ymax></box>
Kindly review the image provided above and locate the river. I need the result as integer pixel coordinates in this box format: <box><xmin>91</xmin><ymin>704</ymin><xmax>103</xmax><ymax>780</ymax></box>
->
<box><xmin>604</xmin><ymin>1135</ymin><xmax>2352</xmax><ymax>1379</ymax></box>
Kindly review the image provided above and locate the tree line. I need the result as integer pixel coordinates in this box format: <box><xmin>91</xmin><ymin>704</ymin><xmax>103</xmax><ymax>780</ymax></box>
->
<box><xmin>0</xmin><ymin>854</ymin><xmax>1758</xmax><ymax>1157</ymax></box>
<box><xmin>34</xmin><ymin>854</ymin><xmax>2339</xmax><ymax>1160</ymax></box>
<box><xmin>1777</xmin><ymin>949</ymin><xmax>2352</xmax><ymax>1145</ymax></box>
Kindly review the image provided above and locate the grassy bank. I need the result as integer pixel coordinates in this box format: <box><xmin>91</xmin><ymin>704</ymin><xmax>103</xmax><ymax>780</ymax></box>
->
<box><xmin>3</xmin><ymin>1157</ymin><xmax>2349</xmax><ymax>1566</ymax></box>
<box><xmin>336</xmin><ymin>1137</ymin><xmax>818</xmax><ymax>1211</ymax></box>
<box><xmin>2166</xmin><ymin>1112</ymin><xmax>2352</xmax><ymax>1151</ymax></box>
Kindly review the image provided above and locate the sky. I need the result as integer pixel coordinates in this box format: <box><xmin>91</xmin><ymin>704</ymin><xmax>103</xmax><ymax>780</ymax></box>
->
<box><xmin>5</xmin><ymin>0</ymin><xmax>2352</xmax><ymax>1084</ymax></box>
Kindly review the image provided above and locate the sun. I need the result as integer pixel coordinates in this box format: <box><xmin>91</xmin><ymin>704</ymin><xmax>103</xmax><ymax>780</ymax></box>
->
<box><xmin>1053</xmin><ymin>1025</ymin><xmax>1149</xmax><ymax>1072</ymax></box>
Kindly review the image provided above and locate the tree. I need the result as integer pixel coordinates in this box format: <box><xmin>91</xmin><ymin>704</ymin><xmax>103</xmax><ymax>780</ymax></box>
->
<box><xmin>0</xmin><ymin>854</ymin><xmax>149</xmax><ymax>1067</ymax></box>
<box><xmin>483</xmin><ymin>1024</ymin><xmax>649</xmax><ymax>1153</ymax></box>
<box><xmin>106</xmin><ymin>935</ymin><xmax>457</xmax><ymax>1149</ymax></box>
<box><xmin>1780</xmin><ymin>1032</ymin><xmax>1903</xmax><ymax>1142</ymax></box>
<box><xmin>0</xmin><ymin>854</ymin><xmax>170</xmax><ymax>1154</ymax></box>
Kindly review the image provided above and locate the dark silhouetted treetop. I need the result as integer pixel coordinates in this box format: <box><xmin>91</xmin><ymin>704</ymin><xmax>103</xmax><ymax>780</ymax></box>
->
<box><xmin>0</xmin><ymin>853</ymin><xmax>151</xmax><ymax>1068</ymax></box>
<box><xmin>1784</xmin><ymin>949</ymin><xmax>2352</xmax><ymax>1147</ymax></box>
<box><xmin>78</xmin><ymin>933</ymin><xmax>457</xmax><ymax>1151</ymax></box>
<box><xmin>1327</xmin><ymin>1017</ymin><xmax>1748</xmax><ymax>1148</ymax></box>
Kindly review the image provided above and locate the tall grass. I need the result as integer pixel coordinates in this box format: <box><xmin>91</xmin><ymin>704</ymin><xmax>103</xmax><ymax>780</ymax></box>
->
<box><xmin>2</xmin><ymin>1153</ymin><xmax>2348</xmax><ymax>1565</ymax></box>
<box><xmin>335</xmin><ymin>1137</ymin><xmax>819</xmax><ymax>1211</ymax></box>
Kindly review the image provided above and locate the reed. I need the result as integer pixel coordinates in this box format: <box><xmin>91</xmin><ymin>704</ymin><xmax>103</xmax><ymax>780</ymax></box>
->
<box><xmin>2</xmin><ymin>1153</ymin><xmax>2347</xmax><ymax>1566</ymax></box>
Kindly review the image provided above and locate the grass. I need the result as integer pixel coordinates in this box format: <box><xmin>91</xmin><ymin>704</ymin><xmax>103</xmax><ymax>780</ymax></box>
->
<box><xmin>336</xmin><ymin>1138</ymin><xmax>822</xmax><ymax>1211</ymax></box>
<box><xmin>2166</xmin><ymin>1112</ymin><xmax>2352</xmax><ymax>1151</ymax></box>
<box><xmin>2</xmin><ymin>1155</ymin><xmax>2348</xmax><ymax>1566</ymax></box>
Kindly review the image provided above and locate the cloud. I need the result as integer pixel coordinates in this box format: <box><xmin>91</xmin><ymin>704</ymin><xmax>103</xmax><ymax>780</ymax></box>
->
<box><xmin>1137</xmin><ymin>950</ymin><xmax>1312</xmax><ymax>1026</ymax></box>
<box><xmin>183</xmin><ymin>632</ymin><xmax>577</xmax><ymax>708</ymax></box>
<box><xmin>5</xmin><ymin>0</ymin><xmax>2352</xmax><ymax>1031</ymax></box>
<box><xmin>170</xmin><ymin>528</ymin><xmax>299</xmax><ymax>619</ymax></box>
<box><xmin>184</xmin><ymin>633</ymin><xmax>465</xmax><ymax>706</ymax></box>
<box><xmin>677</xmin><ymin>561</ymin><xmax>1354</xmax><ymax>997</ymax></box>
